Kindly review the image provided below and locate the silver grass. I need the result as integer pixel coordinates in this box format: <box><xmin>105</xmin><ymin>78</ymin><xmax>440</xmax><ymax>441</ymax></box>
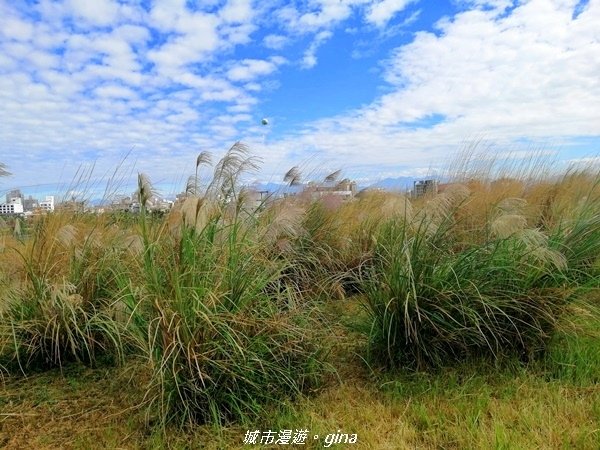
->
<box><xmin>13</xmin><ymin>218</ymin><xmax>22</xmax><ymax>239</ymax></box>
<box><xmin>380</xmin><ymin>195</ymin><xmax>413</xmax><ymax>222</ymax></box>
<box><xmin>196</xmin><ymin>151</ymin><xmax>212</xmax><ymax>169</ymax></box>
<box><xmin>191</xmin><ymin>151</ymin><xmax>213</xmax><ymax>196</ymax></box>
<box><xmin>186</xmin><ymin>175</ymin><xmax>201</xmax><ymax>196</ymax></box>
<box><xmin>284</xmin><ymin>166</ymin><xmax>302</xmax><ymax>186</ymax></box>
<box><xmin>518</xmin><ymin>228</ymin><xmax>567</xmax><ymax>270</ymax></box>
<box><xmin>491</xmin><ymin>214</ymin><xmax>527</xmax><ymax>238</ymax></box>
<box><xmin>50</xmin><ymin>282</ymin><xmax>83</xmax><ymax>308</ymax></box>
<box><xmin>122</xmin><ymin>234</ymin><xmax>144</xmax><ymax>255</ymax></box>
<box><xmin>496</xmin><ymin>197</ymin><xmax>527</xmax><ymax>215</ymax></box>
<box><xmin>180</xmin><ymin>196</ymin><xmax>218</xmax><ymax>233</ymax></box>
<box><xmin>207</xmin><ymin>142</ymin><xmax>260</xmax><ymax>200</ymax></box>
<box><xmin>0</xmin><ymin>162</ymin><xmax>11</xmax><ymax>177</ymax></box>
<box><xmin>443</xmin><ymin>183</ymin><xmax>470</xmax><ymax>204</ymax></box>
<box><xmin>56</xmin><ymin>224</ymin><xmax>78</xmax><ymax>247</ymax></box>
<box><xmin>324</xmin><ymin>169</ymin><xmax>342</xmax><ymax>184</ymax></box>
<box><xmin>137</xmin><ymin>173</ymin><xmax>156</xmax><ymax>208</ymax></box>
<box><xmin>261</xmin><ymin>202</ymin><xmax>306</xmax><ymax>246</ymax></box>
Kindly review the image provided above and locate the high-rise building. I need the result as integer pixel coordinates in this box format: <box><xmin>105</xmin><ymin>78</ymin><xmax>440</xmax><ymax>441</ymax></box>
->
<box><xmin>6</xmin><ymin>189</ymin><xmax>23</xmax><ymax>203</ymax></box>
<box><xmin>413</xmin><ymin>179</ymin><xmax>439</xmax><ymax>198</ymax></box>
<box><xmin>23</xmin><ymin>195</ymin><xmax>38</xmax><ymax>211</ymax></box>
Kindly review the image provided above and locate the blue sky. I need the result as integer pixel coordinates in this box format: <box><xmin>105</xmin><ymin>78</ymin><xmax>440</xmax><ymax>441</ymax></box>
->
<box><xmin>0</xmin><ymin>0</ymin><xmax>599</xmax><ymax>199</ymax></box>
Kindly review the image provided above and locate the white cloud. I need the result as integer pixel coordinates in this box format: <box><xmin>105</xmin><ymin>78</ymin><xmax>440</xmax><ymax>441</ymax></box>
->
<box><xmin>227</xmin><ymin>103</ymin><xmax>253</xmax><ymax>113</ymax></box>
<box><xmin>112</xmin><ymin>24</ymin><xmax>150</xmax><ymax>45</ymax></box>
<box><xmin>0</xmin><ymin>53</ymin><xmax>16</xmax><ymax>70</ymax></box>
<box><xmin>0</xmin><ymin>0</ymin><xmax>598</xmax><ymax>192</ymax></box>
<box><xmin>299</xmin><ymin>0</ymin><xmax>355</xmax><ymax>29</ymax></box>
<box><xmin>148</xmin><ymin>0</ymin><xmax>186</xmax><ymax>32</ymax></box>
<box><xmin>2</xmin><ymin>17</ymin><xmax>34</xmax><ymax>40</ymax></box>
<box><xmin>147</xmin><ymin>14</ymin><xmax>220</xmax><ymax>70</ymax></box>
<box><xmin>144</xmin><ymin>2</ymin><xmax>258</xmax><ymax>76</ymax></box>
<box><xmin>76</xmin><ymin>64</ymin><xmax>144</xmax><ymax>86</ymax></box>
<box><xmin>366</xmin><ymin>0</ymin><xmax>416</xmax><ymax>27</ymax></box>
<box><xmin>466</xmin><ymin>0</ymin><xmax>515</xmax><ymax>11</ymax></box>
<box><xmin>215</xmin><ymin>113</ymin><xmax>252</xmax><ymax>124</ymax></box>
<box><xmin>219</xmin><ymin>0</ymin><xmax>254</xmax><ymax>23</ymax></box>
<box><xmin>201</xmin><ymin>87</ymin><xmax>246</xmax><ymax>102</ymax></box>
<box><xmin>227</xmin><ymin>58</ymin><xmax>284</xmax><ymax>81</ymax></box>
<box><xmin>27</xmin><ymin>50</ymin><xmax>59</xmax><ymax>69</ymax></box>
<box><xmin>66</xmin><ymin>0</ymin><xmax>120</xmax><ymax>27</ymax></box>
<box><xmin>263</xmin><ymin>34</ymin><xmax>289</xmax><ymax>50</ymax></box>
<box><xmin>301</xmin><ymin>30</ymin><xmax>333</xmax><ymax>69</ymax></box>
<box><xmin>276</xmin><ymin>0</ymin><xmax>372</xmax><ymax>33</ymax></box>
<box><xmin>244</xmin><ymin>82</ymin><xmax>262</xmax><ymax>91</ymax></box>
<box><xmin>220</xmin><ymin>22</ymin><xmax>256</xmax><ymax>45</ymax></box>
<box><xmin>275</xmin><ymin>0</ymin><xmax>421</xmax><ymax>34</ymax></box>
<box><xmin>0</xmin><ymin>0</ymin><xmax>270</xmax><ymax>189</ymax></box>
<box><xmin>266</xmin><ymin>0</ymin><xmax>600</xmax><ymax>175</ymax></box>
<box><xmin>94</xmin><ymin>84</ymin><xmax>137</xmax><ymax>99</ymax></box>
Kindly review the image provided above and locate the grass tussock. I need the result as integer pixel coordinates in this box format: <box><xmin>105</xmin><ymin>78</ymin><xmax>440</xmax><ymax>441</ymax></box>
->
<box><xmin>359</xmin><ymin>161</ymin><xmax>600</xmax><ymax>369</ymax></box>
<box><xmin>108</xmin><ymin>144</ymin><xmax>328</xmax><ymax>427</ymax></box>
<box><xmin>0</xmin><ymin>213</ymin><xmax>129</xmax><ymax>372</ymax></box>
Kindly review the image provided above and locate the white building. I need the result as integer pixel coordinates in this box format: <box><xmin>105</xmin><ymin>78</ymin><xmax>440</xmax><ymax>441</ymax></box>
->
<box><xmin>0</xmin><ymin>197</ymin><xmax>24</xmax><ymax>215</ymax></box>
<box><xmin>304</xmin><ymin>179</ymin><xmax>358</xmax><ymax>201</ymax></box>
<box><xmin>39</xmin><ymin>196</ymin><xmax>55</xmax><ymax>212</ymax></box>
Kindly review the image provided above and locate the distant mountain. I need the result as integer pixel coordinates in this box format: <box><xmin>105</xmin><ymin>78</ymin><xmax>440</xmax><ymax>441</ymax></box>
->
<box><xmin>87</xmin><ymin>198</ymin><xmax>105</xmax><ymax>206</ymax></box>
<box><xmin>367</xmin><ymin>177</ymin><xmax>417</xmax><ymax>192</ymax></box>
<box><xmin>250</xmin><ymin>182</ymin><xmax>303</xmax><ymax>196</ymax></box>
<box><xmin>253</xmin><ymin>177</ymin><xmax>421</xmax><ymax>194</ymax></box>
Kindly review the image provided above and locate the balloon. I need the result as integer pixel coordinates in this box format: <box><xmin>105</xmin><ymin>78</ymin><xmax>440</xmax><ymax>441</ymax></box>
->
<box><xmin>261</xmin><ymin>118</ymin><xmax>269</xmax><ymax>125</ymax></box>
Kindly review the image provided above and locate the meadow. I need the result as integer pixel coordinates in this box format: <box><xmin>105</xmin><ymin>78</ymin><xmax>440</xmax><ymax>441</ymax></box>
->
<box><xmin>1</xmin><ymin>145</ymin><xmax>599</xmax><ymax>449</ymax></box>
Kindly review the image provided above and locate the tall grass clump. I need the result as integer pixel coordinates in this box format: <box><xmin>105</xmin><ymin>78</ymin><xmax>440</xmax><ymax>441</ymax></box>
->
<box><xmin>0</xmin><ymin>213</ymin><xmax>126</xmax><ymax>372</ymax></box>
<box><xmin>545</xmin><ymin>170</ymin><xmax>600</xmax><ymax>284</ymax></box>
<box><xmin>542</xmin><ymin>297</ymin><xmax>600</xmax><ymax>385</ymax></box>
<box><xmin>359</xmin><ymin>163</ymin><xmax>588</xmax><ymax>369</ymax></box>
<box><xmin>118</xmin><ymin>144</ymin><xmax>326</xmax><ymax>427</ymax></box>
<box><xmin>267</xmin><ymin>175</ymin><xmax>412</xmax><ymax>300</ymax></box>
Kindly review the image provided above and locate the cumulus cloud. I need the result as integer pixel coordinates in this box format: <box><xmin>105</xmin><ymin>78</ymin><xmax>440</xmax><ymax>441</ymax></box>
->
<box><xmin>265</xmin><ymin>0</ymin><xmax>600</xmax><ymax>176</ymax></box>
<box><xmin>0</xmin><ymin>0</ymin><xmax>597</xmax><ymax>193</ymax></box>
<box><xmin>0</xmin><ymin>0</ymin><xmax>269</xmax><ymax>188</ymax></box>
<box><xmin>147</xmin><ymin>14</ymin><xmax>221</xmax><ymax>70</ymax></box>
<box><xmin>366</xmin><ymin>0</ymin><xmax>417</xmax><ymax>27</ymax></box>
<box><xmin>298</xmin><ymin>0</ymin><xmax>356</xmax><ymax>29</ymax></box>
<box><xmin>227</xmin><ymin>57</ymin><xmax>284</xmax><ymax>82</ymax></box>
<box><xmin>94</xmin><ymin>84</ymin><xmax>138</xmax><ymax>99</ymax></box>
<box><xmin>275</xmin><ymin>0</ymin><xmax>419</xmax><ymax>35</ymax></box>
<box><xmin>2</xmin><ymin>16</ymin><xmax>34</xmax><ymax>40</ymax></box>
<box><xmin>220</xmin><ymin>0</ymin><xmax>254</xmax><ymax>23</ymax></box>
<box><xmin>263</xmin><ymin>34</ymin><xmax>289</xmax><ymax>49</ymax></box>
<box><xmin>66</xmin><ymin>0</ymin><xmax>120</xmax><ymax>27</ymax></box>
<box><xmin>300</xmin><ymin>30</ymin><xmax>333</xmax><ymax>69</ymax></box>
<box><xmin>465</xmin><ymin>0</ymin><xmax>515</xmax><ymax>11</ymax></box>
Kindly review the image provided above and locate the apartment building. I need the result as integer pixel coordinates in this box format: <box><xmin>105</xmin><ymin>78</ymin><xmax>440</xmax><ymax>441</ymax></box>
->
<box><xmin>39</xmin><ymin>196</ymin><xmax>55</xmax><ymax>212</ymax></box>
<box><xmin>0</xmin><ymin>197</ymin><xmax>24</xmax><ymax>215</ymax></box>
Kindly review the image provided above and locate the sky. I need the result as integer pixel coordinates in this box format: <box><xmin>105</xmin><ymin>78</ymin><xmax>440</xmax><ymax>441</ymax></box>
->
<box><xmin>0</xmin><ymin>0</ymin><xmax>599</xmax><ymax>199</ymax></box>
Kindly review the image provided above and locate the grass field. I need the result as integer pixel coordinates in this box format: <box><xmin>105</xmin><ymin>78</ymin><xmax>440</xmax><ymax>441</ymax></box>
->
<box><xmin>1</xmin><ymin>148</ymin><xmax>599</xmax><ymax>448</ymax></box>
